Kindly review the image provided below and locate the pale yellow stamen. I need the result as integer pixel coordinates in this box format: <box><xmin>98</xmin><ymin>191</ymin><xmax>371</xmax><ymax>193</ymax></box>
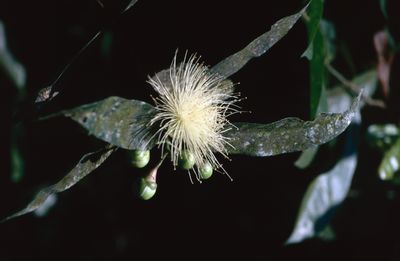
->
<box><xmin>147</xmin><ymin>53</ymin><xmax>240</xmax><ymax>174</ymax></box>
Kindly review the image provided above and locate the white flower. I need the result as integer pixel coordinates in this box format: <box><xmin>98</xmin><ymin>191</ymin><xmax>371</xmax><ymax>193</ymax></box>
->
<box><xmin>147</xmin><ymin>53</ymin><xmax>240</xmax><ymax>176</ymax></box>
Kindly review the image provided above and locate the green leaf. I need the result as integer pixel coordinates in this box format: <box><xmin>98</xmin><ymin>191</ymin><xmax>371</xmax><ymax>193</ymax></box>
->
<box><xmin>309</xmin><ymin>27</ymin><xmax>325</xmax><ymax>119</ymax></box>
<box><xmin>209</xmin><ymin>3</ymin><xmax>309</xmax><ymax>79</ymax></box>
<box><xmin>10</xmin><ymin>145</ymin><xmax>24</xmax><ymax>183</ymax></box>
<box><xmin>0</xmin><ymin>21</ymin><xmax>26</xmax><ymax>90</ymax></box>
<box><xmin>2</xmin><ymin>146</ymin><xmax>116</xmax><ymax>222</ymax></box>
<box><xmin>380</xmin><ymin>0</ymin><xmax>388</xmax><ymax>19</ymax></box>
<box><xmin>294</xmin><ymin>146</ymin><xmax>319</xmax><ymax>169</ymax></box>
<box><xmin>64</xmin><ymin>96</ymin><xmax>157</xmax><ymax>150</ymax></box>
<box><xmin>320</xmin><ymin>19</ymin><xmax>336</xmax><ymax>64</ymax></box>
<box><xmin>378</xmin><ymin>137</ymin><xmax>400</xmax><ymax>181</ymax></box>
<box><xmin>10</xmin><ymin>120</ymin><xmax>25</xmax><ymax>183</ymax></box>
<box><xmin>301</xmin><ymin>0</ymin><xmax>324</xmax><ymax>60</ymax></box>
<box><xmin>225</xmin><ymin>92</ymin><xmax>361</xmax><ymax>156</ymax></box>
<box><xmin>100</xmin><ymin>31</ymin><xmax>113</xmax><ymax>58</ymax></box>
<box><xmin>300</xmin><ymin>0</ymin><xmax>325</xmax><ymax>119</ymax></box>
<box><xmin>367</xmin><ymin>124</ymin><xmax>399</xmax><ymax>151</ymax></box>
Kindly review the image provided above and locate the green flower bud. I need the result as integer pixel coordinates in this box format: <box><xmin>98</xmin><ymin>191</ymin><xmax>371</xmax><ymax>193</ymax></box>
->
<box><xmin>138</xmin><ymin>178</ymin><xmax>157</xmax><ymax>200</ymax></box>
<box><xmin>199</xmin><ymin>162</ymin><xmax>213</xmax><ymax>180</ymax></box>
<box><xmin>128</xmin><ymin>150</ymin><xmax>150</xmax><ymax>168</ymax></box>
<box><xmin>178</xmin><ymin>150</ymin><xmax>195</xmax><ymax>170</ymax></box>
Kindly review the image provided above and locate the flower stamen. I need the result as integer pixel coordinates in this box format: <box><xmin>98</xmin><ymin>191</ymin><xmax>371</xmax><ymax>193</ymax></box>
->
<box><xmin>147</xmin><ymin>52</ymin><xmax>241</xmax><ymax>175</ymax></box>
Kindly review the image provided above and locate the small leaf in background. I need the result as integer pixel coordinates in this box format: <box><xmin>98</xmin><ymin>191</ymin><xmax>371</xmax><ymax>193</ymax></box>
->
<box><xmin>1</xmin><ymin>21</ymin><xmax>27</xmax><ymax>183</ymax></box>
<box><xmin>374</xmin><ymin>30</ymin><xmax>395</xmax><ymax>97</ymax></box>
<box><xmin>96</xmin><ymin>0</ymin><xmax>139</xmax><ymax>14</ymax></box>
<box><xmin>328</xmin><ymin>73</ymin><xmax>378</xmax><ymax>113</ymax></box>
<box><xmin>123</xmin><ymin>0</ymin><xmax>139</xmax><ymax>13</ymax></box>
<box><xmin>2</xmin><ymin>146</ymin><xmax>116</xmax><ymax>222</ymax></box>
<box><xmin>209</xmin><ymin>3</ymin><xmax>309</xmax><ymax>79</ymax></box>
<box><xmin>320</xmin><ymin>19</ymin><xmax>336</xmax><ymax>64</ymax></box>
<box><xmin>63</xmin><ymin>97</ymin><xmax>157</xmax><ymax>151</ymax></box>
<box><xmin>225</xmin><ymin>92</ymin><xmax>361</xmax><ymax>157</ymax></box>
<box><xmin>0</xmin><ymin>21</ymin><xmax>26</xmax><ymax>90</ymax></box>
<box><xmin>96</xmin><ymin>0</ymin><xmax>104</xmax><ymax>8</ymax></box>
<box><xmin>378</xmin><ymin>137</ymin><xmax>400</xmax><ymax>181</ymax></box>
<box><xmin>327</xmin><ymin>69</ymin><xmax>378</xmax><ymax>111</ymax></box>
<box><xmin>100</xmin><ymin>31</ymin><xmax>113</xmax><ymax>58</ymax></box>
<box><xmin>10</xmin><ymin>145</ymin><xmax>24</xmax><ymax>183</ymax></box>
<box><xmin>380</xmin><ymin>0</ymin><xmax>388</xmax><ymax>19</ymax></box>
<box><xmin>367</xmin><ymin>124</ymin><xmax>399</xmax><ymax>151</ymax></box>
<box><xmin>294</xmin><ymin>146</ymin><xmax>319</xmax><ymax>169</ymax></box>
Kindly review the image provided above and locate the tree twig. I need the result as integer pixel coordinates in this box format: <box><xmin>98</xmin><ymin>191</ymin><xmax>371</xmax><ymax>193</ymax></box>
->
<box><xmin>325</xmin><ymin>63</ymin><xmax>386</xmax><ymax>108</ymax></box>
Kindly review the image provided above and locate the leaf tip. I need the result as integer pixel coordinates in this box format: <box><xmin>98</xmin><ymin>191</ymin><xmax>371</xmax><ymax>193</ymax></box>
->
<box><xmin>350</xmin><ymin>90</ymin><xmax>363</xmax><ymax>113</ymax></box>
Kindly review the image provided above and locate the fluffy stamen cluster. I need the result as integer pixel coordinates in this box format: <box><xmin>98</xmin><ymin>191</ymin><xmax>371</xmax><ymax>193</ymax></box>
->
<box><xmin>148</xmin><ymin>54</ymin><xmax>239</xmax><ymax>173</ymax></box>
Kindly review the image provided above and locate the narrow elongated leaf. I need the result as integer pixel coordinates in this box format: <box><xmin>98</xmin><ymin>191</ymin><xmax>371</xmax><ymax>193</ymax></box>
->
<box><xmin>300</xmin><ymin>0</ymin><xmax>326</xmax><ymax>119</ymax></box>
<box><xmin>320</xmin><ymin>19</ymin><xmax>336</xmax><ymax>64</ymax></box>
<box><xmin>380</xmin><ymin>0</ymin><xmax>388</xmax><ymax>19</ymax></box>
<box><xmin>309</xmin><ymin>28</ymin><xmax>325</xmax><ymax>119</ymax></box>
<box><xmin>2</xmin><ymin>146</ymin><xmax>116</xmax><ymax>222</ymax></box>
<box><xmin>305</xmin><ymin>6</ymin><xmax>326</xmax><ymax>119</ymax></box>
<box><xmin>64</xmin><ymin>97</ymin><xmax>157</xmax><ymax>150</ymax></box>
<box><xmin>1</xmin><ymin>21</ymin><xmax>27</xmax><ymax>183</ymax></box>
<box><xmin>301</xmin><ymin>0</ymin><xmax>324</xmax><ymax>60</ymax></box>
<box><xmin>96</xmin><ymin>0</ymin><xmax>139</xmax><ymax>13</ymax></box>
<box><xmin>225</xmin><ymin>92</ymin><xmax>361</xmax><ymax>156</ymax></box>
<box><xmin>305</xmin><ymin>18</ymin><xmax>337</xmax><ymax>125</ymax></box>
<box><xmin>123</xmin><ymin>0</ymin><xmax>139</xmax><ymax>13</ymax></box>
<box><xmin>209</xmin><ymin>4</ymin><xmax>309</xmax><ymax>79</ymax></box>
<box><xmin>0</xmin><ymin>21</ymin><xmax>26</xmax><ymax>89</ymax></box>
<box><xmin>10</xmin><ymin>145</ymin><xmax>24</xmax><ymax>183</ymax></box>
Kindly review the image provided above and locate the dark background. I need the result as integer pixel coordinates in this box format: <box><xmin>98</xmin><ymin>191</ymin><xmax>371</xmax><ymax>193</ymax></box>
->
<box><xmin>1</xmin><ymin>0</ymin><xmax>400</xmax><ymax>260</ymax></box>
